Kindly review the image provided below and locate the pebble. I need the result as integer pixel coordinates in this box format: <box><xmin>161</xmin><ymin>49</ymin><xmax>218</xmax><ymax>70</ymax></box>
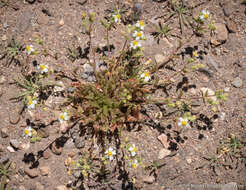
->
<box><xmin>19</xmin><ymin>142</ymin><xmax>30</xmax><ymax>150</ymax></box>
<box><xmin>43</xmin><ymin>150</ymin><xmax>51</xmax><ymax>159</ymax></box>
<box><xmin>83</xmin><ymin>63</ymin><xmax>94</xmax><ymax>73</ymax></box>
<box><xmin>224</xmin><ymin>87</ymin><xmax>230</xmax><ymax>92</ymax></box>
<box><xmin>40</xmin><ymin>166</ymin><xmax>50</xmax><ymax>176</ymax></box>
<box><xmin>0</xmin><ymin>154</ymin><xmax>9</xmax><ymax>164</ymax></box>
<box><xmin>51</xmin><ymin>142</ymin><xmax>62</xmax><ymax>155</ymax></box>
<box><xmin>74</xmin><ymin>137</ymin><xmax>85</xmax><ymax>149</ymax></box>
<box><xmin>65</xmin><ymin>157</ymin><xmax>72</xmax><ymax>166</ymax></box>
<box><xmin>24</xmin><ymin>167</ymin><xmax>39</xmax><ymax>178</ymax></box>
<box><xmin>10</xmin><ymin>139</ymin><xmax>20</xmax><ymax>149</ymax></box>
<box><xmin>67</xmin><ymin>87</ymin><xmax>75</xmax><ymax>93</ymax></box>
<box><xmin>211</xmin><ymin>23</ymin><xmax>228</xmax><ymax>46</ymax></box>
<box><xmin>155</xmin><ymin>54</ymin><xmax>166</xmax><ymax>64</ymax></box>
<box><xmin>35</xmin><ymin>182</ymin><xmax>45</xmax><ymax>190</ymax></box>
<box><xmin>37</xmin><ymin>128</ymin><xmax>49</xmax><ymax>138</ymax></box>
<box><xmin>87</xmin><ymin>75</ymin><xmax>96</xmax><ymax>82</ymax></box>
<box><xmin>55</xmin><ymin>185</ymin><xmax>68</xmax><ymax>190</ymax></box>
<box><xmin>200</xmin><ymin>87</ymin><xmax>217</xmax><ymax>102</ymax></box>
<box><xmin>9</xmin><ymin>110</ymin><xmax>20</xmax><ymax>125</ymax></box>
<box><xmin>1</xmin><ymin>35</ymin><xmax>7</xmax><ymax>41</ymax></box>
<box><xmin>19</xmin><ymin>186</ymin><xmax>26</xmax><ymax>190</ymax></box>
<box><xmin>73</xmin><ymin>170</ymin><xmax>81</xmax><ymax>178</ymax></box>
<box><xmin>232</xmin><ymin>77</ymin><xmax>242</xmax><ymax>88</ymax></box>
<box><xmin>225</xmin><ymin>19</ymin><xmax>237</xmax><ymax>33</ymax></box>
<box><xmin>143</xmin><ymin>175</ymin><xmax>155</xmax><ymax>184</ymax></box>
<box><xmin>3</xmin><ymin>22</ymin><xmax>8</xmax><ymax>29</ymax></box>
<box><xmin>221</xmin><ymin>112</ymin><xmax>226</xmax><ymax>120</ymax></box>
<box><xmin>158</xmin><ymin>148</ymin><xmax>171</xmax><ymax>159</ymax></box>
<box><xmin>0</xmin><ymin>76</ymin><xmax>6</xmax><ymax>84</ymax></box>
<box><xmin>1</xmin><ymin>127</ymin><xmax>9</xmax><ymax>138</ymax></box>
<box><xmin>157</xmin><ymin>134</ymin><xmax>169</xmax><ymax>149</ymax></box>
<box><xmin>186</xmin><ymin>158</ymin><xmax>192</xmax><ymax>164</ymax></box>
<box><xmin>206</xmin><ymin>55</ymin><xmax>219</xmax><ymax>72</ymax></box>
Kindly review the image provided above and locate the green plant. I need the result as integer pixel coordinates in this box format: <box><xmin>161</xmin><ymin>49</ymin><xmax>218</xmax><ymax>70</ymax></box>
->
<box><xmin>5</xmin><ymin>38</ymin><xmax>23</xmax><ymax>66</ymax></box>
<box><xmin>0</xmin><ymin>161</ymin><xmax>12</xmax><ymax>190</ymax></box>
<box><xmin>152</xmin><ymin>22</ymin><xmax>172</xmax><ymax>43</ymax></box>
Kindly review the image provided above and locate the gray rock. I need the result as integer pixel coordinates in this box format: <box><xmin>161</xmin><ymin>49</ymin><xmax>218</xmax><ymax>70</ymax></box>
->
<box><xmin>9</xmin><ymin>109</ymin><xmax>20</xmax><ymax>125</ymax></box>
<box><xmin>81</xmin><ymin>72</ymin><xmax>88</xmax><ymax>79</ymax></box>
<box><xmin>74</xmin><ymin>138</ymin><xmax>85</xmax><ymax>149</ymax></box>
<box><xmin>232</xmin><ymin>77</ymin><xmax>242</xmax><ymax>88</ymax></box>
<box><xmin>3</xmin><ymin>22</ymin><xmax>8</xmax><ymax>29</ymax></box>
<box><xmin>83</xmin><ymin>63</ymin><xmax>94</xmax><ymax>73</ymax></box>
<box><xmin>158</xmin><ymin>148</ymin><xmax>171</xmax><ymax>159</ymax></box>
<box><xmin>87</xmin><ymin>75</ymin><xmax>96</xmax><ymax>82</ymax></box>
<box><xmin>73</xmin><ymin>170</ymin><xmax>81</xmax><ymax>178</ymax></box>
<box><xmin>1</xmin><ymin>127</ymin><xmax>9</xmax><ymax>138</ymax></box>
<box><xmin>0</xmin><ymin>154</ymin><xmax>9</xmax><ymax>164</ymax></box>
<box><xmin>51</xmin><ymin>143</ymin><xmax>62</xmax><ymax>155</ymax></box>
<box><xmin>40</xmin><ymin>166</ymin><xmax>50</xmax><ymax>176</ymax></box>
<box><xmin>206</xmin><ymin>55</ymin><xmax>219</xmax><ymax>72</ymax></box>
<box><xmin>10</xmin><ymin>139</ymin><xmax>20</xmax><ymax>149</ymax></box>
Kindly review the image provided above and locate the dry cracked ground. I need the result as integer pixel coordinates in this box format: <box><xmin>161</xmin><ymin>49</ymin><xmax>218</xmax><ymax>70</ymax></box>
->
<box><xmin>0</xmin><ymin>0</ymin><xmax>246</xmax><ymax>190</ymax></box>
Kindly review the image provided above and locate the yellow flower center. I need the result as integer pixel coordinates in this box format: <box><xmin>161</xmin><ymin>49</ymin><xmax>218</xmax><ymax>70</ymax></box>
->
<box><xmin>40</xmin><ymin>64</ymin><xmax>46</xmax><ymax>70</ymax></box>
<box><xmin>132</xmin><ymin>163</ymin><xmax>137</xmax><ymax>169</ymax></box>
<box><xmin>24</xmin><ymin>129</ymin><xmax>29</xmax><ymax>135</ymax></box>
<box><xmin>115</xmin><ymin>14</ymin><xmax>120</xmax><ymax>19</ymax></box>
<box><xmin>139</xmin><ymin>20</ymin><xmax>144</xmax><ymax>26</ymax></box>
<box><xmin>133</xmin><ymin>147</ymin><xmax>137</xmax><ymax>152</ymax></box>
<box><xmin>107</xmin><ymin>151</ymin><xmax>113</xmax><ymax>157</ymax></box>
<box><xmin>133</xmin><ymin>41</ymin><xmax>138</xmax><ymax>46</ymax></box>
<box><xmin>181</xmin><ymin>120</ymin><xmax>187</xmax><ymax>126</ymax></box>
<box><xmin>192</xmin><ymin>51</ymin><xmax>198</xmax><ymax>57</ymax></box>
<box><xmin>144</xmin><ymin>72</ymin><xmax>150</xmax><ymax>77</ymax></box>
<box><xmin>137</xmin><ymin>32</ymin><xmax>142</xmax><ymax>37</ymax></box>
<box><xmin>204</xmin><ymin>13</ymin><xmax>209</xmax><ymax>19</ymax></box>
<box><xmin>60</xmin><ymin>114</ymin><xmax>65</xmax><ymax>120</ymax></box>
<box><xmin>28</xmin><ymin>99</ymin><xmax>33</xmax><ymax>105</ymax></box>
<box><xmin>26</xmin><ymin>46</ymin><xmax>31</xmax><ymax>51</ymax></box>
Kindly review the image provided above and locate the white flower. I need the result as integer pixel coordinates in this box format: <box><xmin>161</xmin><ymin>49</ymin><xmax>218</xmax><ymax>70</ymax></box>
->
<box><xmin>133</xmin><ymin>30</ymin><xmax>144</xmax><ymax>40</ymax></box>
<box><xmin>136</xmin><ymin>20</ymin><xmax>145</xmax><ymax>30</ymax></box>
<box><xmin>130</xmin><ymin>40</ymin><xmax>141</xmax><ymax>50</ymax></box>
<box><xmin>178</xmin><ymin>117</ymin><xmax>189</xmax><ymax>128</ymax></box>
<box><xmin>105</xmin><ymin>147</ymin><xmax>116</xmax><ymax>161</ymax></box>
<box><xmin>112</xmin><ymin>13</ymin><xmax>121</xmax><ymax>23</ymax></box>
<box><xmin>200</xmin><ymin>10</ymin><xmax>210</xmax><ymax>21</ymax></box>
<box><xmin>140</xmin><ymin>71</ymin><xmax>151</xmax><ymax>82</ymax></box>
<box><xmin>128</xmin><ymin>144</ymin><xmax>138</xmax><ymax>157</ymax></box>
<box><xmin>130</xmin><ymin>159</ymin><xmax>138</xmax><ymax>169</ymax></box>
<box><xmin>37</xmin><ymin>64</ymin><xmax>49</xmax><ymax>74</ymax></box>
<box><xmin>59</xmin><ymin>112</ymin><xmax>69</xmax><ymax>123</ymax></box>
<box><xmin>24</xmin><ymin>126</ymin><xmax>33</xmax><ymax>137</ymax></box>
<box><xmin>27</xmin><ymin>97</ymin><xmax>37</xmax><ymax>109</ymax></box>
<box><xmin>25</xmin><ymin>45</ymin><xmax>35</xmax><ymax>55</ymax></box>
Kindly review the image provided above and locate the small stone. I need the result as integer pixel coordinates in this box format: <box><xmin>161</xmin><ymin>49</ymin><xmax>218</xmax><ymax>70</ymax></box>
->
<box><xmin>9</xmin><ymin>111</ymin><xmax>20</xmax><ymax>125</ymax></box>
<box><xmin>60</xmin><ymin>122</ymin><xmax>69</xmax><ymax>133</ymax></box>
<box><xmin>225</xmin><ymin>19</ymin><xmax>237</xmax><ymax>33</ymax></box>
<box><xmin>40</xmin><ymin>166</ymin><xmax>50</xmax><ymax>176</ymax></box>
<box><xmin>65</xmin><ymin>157</ymin><xmax>72</xmax><ymax>166</ymax></box>
<box><xmin>83</xmin><ymin>63</ymin><xmax>94</xmax><ymax>73</ymax></box>
<box><xmin>7</xmin><ymin>146</ymin><xmax>15</xmax><ymax>153</ymax></box>
<box><xmin>68</xmin><ymin>151</ymin><xmax>75</xmax><ymax>158</ymax></box>
<box><xmin>73</xmin><ymin>170</ymin><xmax>81</xmax><ymax>178</ymax></box>
<box><xmin>221</xmin><ymin>112</ymin><xmax>226</xmax><ymax>120</ymax></box>
<box><xmin>224</xmin><ymin>87</ymin><xmax>230</xmax><ymax>92</ymax></box>
<box><xmin>59</xmin><ymin>19</ymin><xmax>64</xmax><ymax>26</ymax></box>
<box><xmin>43</xmin><ymin>150</ymin><xmax>51</xmax><ymax>159</ymax></box>
<box><xmin>1</xmin><ymin>35</ymin><xmax>7</xmax><ymax>41</ymax></box>
<box><xmin>0</xmin><ymin>154</ymin><xmax>9</xmax><ymax>164</ymax></box>
<box><xmin>67</xmin><ymin>87</ymin><xmax>75</xmax><ymax>93</ymax></box>
<box><xmin>143</xmin><ymin>175</ymin><xmax>155</xmax><ymax>184</ymax></box>
<box><xmin>3</xmin><ymin>22</ymin><xmax>8</xmax><ymax>29</ymax></box>
<box><xmin>51</xmin><ymin>142</ymin><xmax>62</xmax><ymax>155</ymax></box>
<box><xmin>24</xmin><ymin>167</ymin><xmax>39</xmax><ymax>178</ymax></box>
<box><xmin>155</xmin><ymin>54</ymin><xmax>166</xmax><ymax>64</ymax></box>
<box><xmin>19</xmin><ymin>142</ymin><xmax>30</xmax><ymax>150</ymax></box>
<box><xmin>232</xmin><ymin>77</ymin><xmax>242</xmax><ymax>88</ymax></box>
<box><xmin>158</xmin><ymin>148</ymin><xmax>171</xmax><ymax>159</ymax></box>
<box><xmin>206</xmin><ymin>55</ymin><xmax>219</xmax><ymax>72</ymax></box>
<box><xmin>87</xmin><ymin>75</ymin><xmax>96</xmax><ymax>82</ymax></box>
<box><xmin>186</xmin><ymin>158</ymin><xmax>192</xmax><ymax>164</ymax></box>
<box><xmin>37</xmin><ymin>128</ymin><xmax>49</xmax><ymax>138</ymax></box>
<box><xmin>211</xmin><ymin>23</ymin><xmax>228</xmax><ymax>46</ymax></box>
<box><xmin>55</xmin><ymin>185</ymin><xmax>68</xmax><ymax>190</ymax></box>
<box><xmin>1</xmin><ymin>127</ymin><xmax>9</xmax><ymax>138</ymax></box>
<box><xmin>157</xmin><ymin>134</ymin><xmax>169</xmax><ymax>149</ymax></box>
<box><xmin>81</xmin><ymin>72</ymin><xmax>88</xmax><ymax>80</ymax></box>
<box><xmin>19</xmin><ymin>186</ymin><xmax>26</xmax><ymax>190</ymax></box>
<box><xmin>200</xmin><ymin>87</ymin><xmax>217</xmax><ymax>102</ymax></box>
<box><xmin>35</xmin><ymin>182</ymin><xmax>45</xmax><ymax>190</ymax></box>
<box><xmin>74</xmin><ymin>138</ymin><xmax>85</xmax><ymax>149</ymax></box>
<box><xmin>10</xmin><ymin>139</ymin><xmax>20</xmax><ymax>149</ymax></box>
<box><xmin>0</xmin><ymin>76</ymin><xmax>6</xmax><ymax>84</ymax></box>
